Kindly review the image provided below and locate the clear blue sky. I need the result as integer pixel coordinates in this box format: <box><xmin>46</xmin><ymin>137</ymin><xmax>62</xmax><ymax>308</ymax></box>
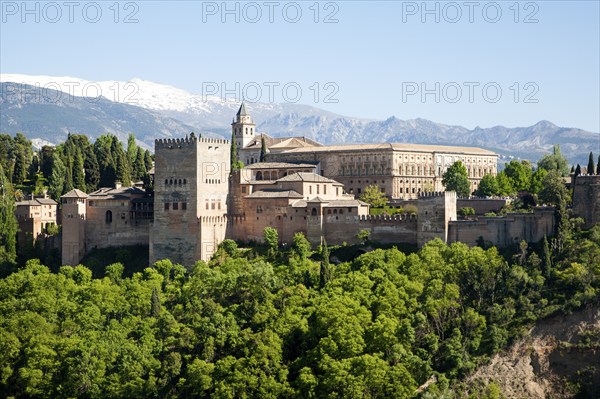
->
<box><xmin>1</xmin><ymin>1</ymin><xmax>599</xmax><ymax>132</ymax></box>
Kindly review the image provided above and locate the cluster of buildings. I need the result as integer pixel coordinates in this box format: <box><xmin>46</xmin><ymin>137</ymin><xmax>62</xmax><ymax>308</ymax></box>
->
<box><xmin>15</xmin><ymin>104</ymin><xmax>597</xmax><ymax>267</ymax></box>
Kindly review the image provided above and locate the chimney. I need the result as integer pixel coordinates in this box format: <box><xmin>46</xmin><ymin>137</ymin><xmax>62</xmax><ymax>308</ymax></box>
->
<box><xmin>115</xmin><ymin>181</ymin><xmax>122</xmax><ymax>189</ymax></box>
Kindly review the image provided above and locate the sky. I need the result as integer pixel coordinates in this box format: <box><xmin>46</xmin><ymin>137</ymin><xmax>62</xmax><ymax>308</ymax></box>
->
<box><xmin>1</xmin><ymin>0</ymin><xmax>599</xmax><ymax>132</ymax></box>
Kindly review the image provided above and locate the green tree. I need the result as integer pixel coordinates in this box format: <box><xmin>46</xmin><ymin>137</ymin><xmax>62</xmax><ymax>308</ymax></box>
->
<box><xmin>475</xmin><ymin>174</ymin><xmax>499</xmax><ymax>197</ymax></box>
<box><xmin>529</xmin><ymin>168</ymin><xmax>548</xmax><ymax>194</ymax></box>
<box><xmin>357</xmin><ymin>229</ymin><xmax>371</xmax><ymax>244</ymax></box>
<box><xmin>0</xmin><ymin>163</ymin><xmax>18</xmax><ymax>269</ymax></box>
<box><xmin>538</xmin><ymin>144</ymin><xmax>570</xmax><ymax>176</ymax></box>
<box><xmin>292</xmin><ymin>232</ymin><xmax>311</xmax><ymax>259</ymax></box>
<box><xmin>151</xmin><ymin>286</ymin><xmax>162</xmax><ymax>317</ymax></box>
<box><xmin>263</xmin><ymin>227</ymin><xmax>278</xmax><ymax>252</ymax></box>
<box><xmin>133</xmin><ymin>147</ymin><xmax>146</xmax><ymax>181</ymax></box>
<box><xmin>495</xmin><ymin>171</ymin><xmax>514</xmax><ymax>196</ymax></box>
<box><xmin>442</xmin><ymin>161</ymin><xmax>471</xmax><ymax>197</ymax></box>
<box><xmin>359</xmin><ymin>184</ymin><xmax>387</xmax><ymax>207</ymax></box>
<box><xmin>230</xmin><ymin>130</ymin><xmax>242</xmax><ymax>171</ymax></box>
<box><xmin>72</xmin><ymin>151</ymin><xmax>86</xmax><ymax>192</ymax></box>
<box><xmin>587</xmin><ymin>152</ymin><xmax>595</xmax><ymax>175</ymax></box>
<box><xmin>84</xmin><ymin>146</ymin><xmax>100</xmax><ymax>191</ymax></box>
<box><xmin>48</xmin><ymin>152</ymin><xmax>66</xmax><ymax>200</ymax></box>
<box><xmin>319</xmin><ymin>241</ymin><xmax>331</xmax><ymax>289</ymax></box>
<box><xmin>504</xmin><ymin>160</ymin><xmax>532</xmax><ymax>192</ymax></box>
<box><xmin>126</xmin><ymin>133</ymin><xmax>137</xmax><ymax>166</ymax></box>
<box><xmin>144</xmin><ymin>150</ymin><xmax>153</xmax><ymax>172</ymax></box>
<box><xmin>542</xmin><ymin>234</ymin><xmax>552</xmax><ymax>277</ymax></box>
<box><xmin>260</xmin><ymin>135</ymin><xmax>268</xmax><ymax>162</ymax></box>
<box><xmin>538</xmin><ymin>170</ymin><xmax>569</xmax><ymax>206</ymax></box>
<box><xmin>597</xmin><ymin>155</ymin><xmax>600</xmax><ymax>175</ymax></box>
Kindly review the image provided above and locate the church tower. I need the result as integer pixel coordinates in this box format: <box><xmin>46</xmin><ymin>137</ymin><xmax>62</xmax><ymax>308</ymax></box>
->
<box><xmin>231</xmin><ymin>103</ymin><xmax>255</xmax><ymax>150</ymax></box>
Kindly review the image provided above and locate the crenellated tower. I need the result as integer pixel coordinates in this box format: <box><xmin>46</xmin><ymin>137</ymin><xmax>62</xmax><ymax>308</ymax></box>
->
<box><xmin>150</xmin><ymin>135</ymin><xmax>231</xmax><ymax>266</ymax></box>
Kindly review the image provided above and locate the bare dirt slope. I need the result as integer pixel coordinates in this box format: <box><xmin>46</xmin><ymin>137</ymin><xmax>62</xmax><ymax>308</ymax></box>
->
<box><xmin>467</xmin><ymin>304</ymin><xmax>600</xmax><ymax>398</ymax></box>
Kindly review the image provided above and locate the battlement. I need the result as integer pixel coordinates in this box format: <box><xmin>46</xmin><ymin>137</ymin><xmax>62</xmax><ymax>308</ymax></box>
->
<box><xmin>155</xmin><ymin>136</ymin><xmax>230</xmax><ymax>149</ymax></box>
<box><xmin>573</xmin><ymin>175</ymin><xmax>600</xmax><ymax>185</ymax></box>
<box><xmin>357</xmin><ymin>214</ymin><xmax>416</xmax><ymax>222</ymax></box>
<box><xmin>197</xmin><ymin>137</ymin><xmax>229</xmax><ymax>145</ymax></box>
<box><xmin>418</xmin><ymin>191</ymin><xmax>456</xmax><ymax>198</ymax></box>
<box><xmin>155</xmin><ymin>137</ymin><xmax>197</xmax><ymax>149</ymax></box>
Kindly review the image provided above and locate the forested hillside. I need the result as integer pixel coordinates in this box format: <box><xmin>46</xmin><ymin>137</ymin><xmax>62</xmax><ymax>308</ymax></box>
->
<box><xmin>0</xmin><ymin>224</ymin><xmax>598</xmax><ymax>398</ymax></box>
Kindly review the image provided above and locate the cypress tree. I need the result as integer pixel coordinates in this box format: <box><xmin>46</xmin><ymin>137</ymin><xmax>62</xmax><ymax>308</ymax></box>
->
<box><xmin>542</xmin><ymin>234</ymin><xmax>552</xmax><ymax>278</ymax></box>
<box><xmin>574</xmin><ymin>164</ymin><xmax>581</xmax><ymax>177</ymax></box>
<box><xmin>144</xmin><ymin>150</ymin><xmax>153</xmax><ymax>172</ymax></box>
<box><xmin>151</xmin><ymin>287</ymin><xmax>162</xmax><ymax>317</ymax></box>
<box><xmin>230</xmin><ymin>129</ymin><xmax>239</xmax><ymax>170</ymax></box>
<box><xmin>0</xmin><ymin>163</ymin><xmax>18</xmax><ymax>268</ymax></box>
<box><xmin>49</xmin><ymin>152</ymin><xmax>66</xmax><ymax>200</ymax></box>
<box><xmin>84</xmin><ymin>146</ymin><xmax>100</xmax><ymax>191</ymax></box>
<box><xmin>587</xmin><ymin>152</ymin><xmax>595</xmax><ymax>175</ymax></box>
<box><xmin>570</xmin><ymin>165</ymin><xmax>575</xmax><ymax>174</ymax></box>
<box><xmin>133</xmin><ymin>147</ymin><xmax>146</xmax><ymax>181</ymax></box>
<box><xmin>72</xmin><ymin>151</ymin><xmax>86</xmax><ymax>192</ymax></box>
<box><xmin>260</xmin><ymin>136</ymin><xmax>268</xmax><ymax>162</ymax></box>
<box><xmin>597</xmin><ymin>155</ymin><xmax>600</xmax><ymax>175</ymax></box>
<box><xmin>319</xmin><ymin>240</ymin><xmax>331</xmax><ymax>289</ymax></box>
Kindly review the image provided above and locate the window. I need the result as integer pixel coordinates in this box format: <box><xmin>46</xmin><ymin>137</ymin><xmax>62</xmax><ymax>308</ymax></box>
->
<box><xmin>165</xmin><ymin>203</ymin><xmax>170</xmax><ymax>211</ymax></box>
<box><xmin>182</xmin><ymin>202</ymin><xmax>187</xmax><ymax>210</ymax></box>
<box><xmin>105</xmin><ymin>210</ymin><xmax>112</xmax><ymax>223</ymax></box>
<box><xmin>173</xmin><ymin>202</ymin><xmax>179</xmax><ymax>210</ymax></box>
<box><xmin>242</xmin><ymin>186</ymin><xmax>247</xmax><ymax>193</ymax></box>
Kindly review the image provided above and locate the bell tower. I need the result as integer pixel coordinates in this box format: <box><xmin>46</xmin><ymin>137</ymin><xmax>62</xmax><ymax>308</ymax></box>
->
<box><xmin>231</xmin><ymin>102</ymin><xmax>255</xmax><ymax>150</ymax></box>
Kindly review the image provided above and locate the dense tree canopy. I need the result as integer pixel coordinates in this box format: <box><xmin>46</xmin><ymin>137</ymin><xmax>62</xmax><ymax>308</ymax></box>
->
<box><xmin>0</xmin><ymin>217</ymin><xmax>598</xmax><ymax>398</ymax></box>
<box><xmin>0</xmin><ymin>133</ymin><xmax>153</xmax><ymax>201</ymax></box>
<box><xmin>442</xmin><ymin>161</ymin><xmax>471</xmax><ymax>197</ymax></box>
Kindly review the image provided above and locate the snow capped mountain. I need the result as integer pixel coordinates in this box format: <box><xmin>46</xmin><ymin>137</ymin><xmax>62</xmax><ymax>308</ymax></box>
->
<box><xmin>1</xmin><ymin>74</ymin><xmax>598</xmax><ymax>164</ymax></box>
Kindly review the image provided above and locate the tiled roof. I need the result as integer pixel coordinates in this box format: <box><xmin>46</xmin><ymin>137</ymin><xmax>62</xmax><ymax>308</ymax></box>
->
<box><xmin>276</xmin><ymin>172</ymin><xmax>342</xmax><ymax>184</ymax></box>
<box><xmin>61</xmin><ymin>189</ymin><xmax>88</xmax><ymax>198</ymax></box>
<box><xmin>245</xmin><ymin>189</ymin><xmax>304</xmax><ymax>199</ymax></box>
<box><xmin>88</xmin><ymin>186</ymin><xmax>146</xmax><ymax>199</ymax></box>
<box><xmin>245</xmin><ymin>162</ymin><xmax>317</xmax><ymax>169</ymax></box>
<box><xmin>276</xmin><ymin>142</ymin><xmax>497</xmax><ymax>156</ymax></box>
<box><xmin>243</xmin><ymin>134</ymin><xmax>322</xmax><ymax>149</ymax></box>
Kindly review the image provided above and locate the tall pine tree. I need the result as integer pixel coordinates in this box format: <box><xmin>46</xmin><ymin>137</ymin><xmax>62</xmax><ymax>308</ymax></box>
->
<box><xmin>587</xmin><ymin>152</ymin><xmax>595</xmax><ymax>175</ymax></box>
<box><xmin>319</xmin><ymin>240</ymin><xmax>331</xmax><ymax>289</ymax></box>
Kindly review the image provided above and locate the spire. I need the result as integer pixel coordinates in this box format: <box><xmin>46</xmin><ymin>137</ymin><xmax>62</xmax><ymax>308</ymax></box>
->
<box><xmin>236</xmin><ymin>102</ymin><xmax>248</xmax><ymax>117</ymax></box>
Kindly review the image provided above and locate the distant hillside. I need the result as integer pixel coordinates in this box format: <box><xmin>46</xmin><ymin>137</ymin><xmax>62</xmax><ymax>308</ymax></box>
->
<box><xmin>0</xmin><ymin>82</ymin><xmax>204</xmax><ymax>150</ymax></box>
<box><xmin>1</xmin><ymin>74</ymin><xmax>598</xmax><ymax>164</ymax></box>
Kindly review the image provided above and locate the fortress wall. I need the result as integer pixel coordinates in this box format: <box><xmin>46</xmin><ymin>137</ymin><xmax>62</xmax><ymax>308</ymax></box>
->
<box><xmin>457</xmin><ymin>198</ymin><xmax>510</xmax><ymax>215</ymax></box>
<box><xmin>572</xmin><ymin>175</ymin><xmax>600</xmax><ymax>229</ymax></box>
<box><xmin>85</xmin><ymin>207</ymin><xmax>150</xmax><ymax>250</ymax></box>
<box><xmin>323</xmin><ymin>214</ymin><xmax>418</xmax><ymax>245</ymax></box>
<box><xmin>448</xmin><ymin>208</ymin><xmax>555</xmax><ymax>247</ymax></box>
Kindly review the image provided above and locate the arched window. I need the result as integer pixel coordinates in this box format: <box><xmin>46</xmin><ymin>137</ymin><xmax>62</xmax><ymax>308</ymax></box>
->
<box><xmin>165</xmin><ymin>179</ymin><xmax>168</xmax><ymax>185</ymax></box>
<box><xmin>105</xmin><ymin>210</ymin><xmax>112</xmax><ymax>224</ymax></box>
<box><xmin>256</xmin><ymin>171</ymin><xmax>263</xmax><ymax>180</ymax></box>
<box><xmin>311</xmin><ymin>208</ymin><xmax>317</xmax><ymax>216</ymax></box>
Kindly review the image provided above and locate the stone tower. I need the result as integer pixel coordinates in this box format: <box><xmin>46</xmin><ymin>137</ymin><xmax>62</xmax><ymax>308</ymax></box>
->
<box><xmin>231</xmin><ymin>103</ymin><xmax>255</xmax><ymax>150</ymax></box>
<box><xmin>61</xmin><ymin>189</ymin><xmax>88</xmax><ymax>266</ymax></box>
<box><xmin>416</xmin><ymin>191</ymin><xmax>457</xmax><ymax>247</ymax></box>
<box><xmin>150</xmin><ymin>135</ymin><xmax>231</xmax><ymax>266</ymax></box>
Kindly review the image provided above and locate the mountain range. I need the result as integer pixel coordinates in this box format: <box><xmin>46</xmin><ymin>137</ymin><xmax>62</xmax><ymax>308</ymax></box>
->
<box><xmin>1</xmin><ymin>74</ymin><xmax>598</xmax><ymax>164</ymax></box>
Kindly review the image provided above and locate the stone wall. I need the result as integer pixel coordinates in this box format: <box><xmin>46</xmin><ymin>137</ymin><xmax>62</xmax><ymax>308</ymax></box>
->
<box><xmin>457</xmin><ymin>198</ymin><xmax>510</xmax><ymax>215</ymax></box>
<box><xmin>448</xmin><ymin>208</ymin><xmax>555</xmax><ymax>247</ymax></box>
<box><xmin>572</xmin><ymin>175</ymin><xmax>600</xmax><ymax>229</ymax></box>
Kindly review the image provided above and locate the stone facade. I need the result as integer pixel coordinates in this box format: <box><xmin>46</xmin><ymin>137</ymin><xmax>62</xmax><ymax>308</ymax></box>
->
<box><xmin>61</xmin><ymin>186</ymin><xmax>152</xmax><ymax>266</ymax></box>
<box><xmin>15</xmin><ymin>195</ymin><xmax>58</xmax><ymax>252</ymax></box>
<box><xmin>150</xmin><ymin>135</ymin><xmax>230</xmax><ymax>265</ymax></box>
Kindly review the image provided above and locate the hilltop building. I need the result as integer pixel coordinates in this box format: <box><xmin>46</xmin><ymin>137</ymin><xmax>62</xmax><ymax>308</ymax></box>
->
<box><xmin>61</xmin><ymin>104</ymin><xmax>564</xmax><ymax>267</ymax></box>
